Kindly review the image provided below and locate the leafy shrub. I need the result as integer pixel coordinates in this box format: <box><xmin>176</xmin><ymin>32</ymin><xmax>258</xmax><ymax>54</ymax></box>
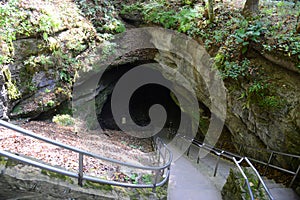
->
<box><xmin>52</xmin><ymin>114</ymin><xmax>75</xmax><ymax>126</ymax></box>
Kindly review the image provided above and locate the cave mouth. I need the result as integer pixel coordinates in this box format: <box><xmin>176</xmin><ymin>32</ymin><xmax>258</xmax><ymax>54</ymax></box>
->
<box><xmin>98</xmin><ymin>66</ymin><xmax>181</xmax><ymax>133</ymax></box>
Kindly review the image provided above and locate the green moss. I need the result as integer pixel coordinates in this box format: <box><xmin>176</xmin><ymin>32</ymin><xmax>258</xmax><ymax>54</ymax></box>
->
<box><xmin>41</xmin><ymin>169</ymin><xmax>74</xmax><ymax>184</ymax></box>
<box><xmin>0</xmin><ymin>156</ymin><xmax>8</xmax><ymax>166</ymax></box>
<box><xmin>127</xmin><ymin>184</ymin><xmax>168</xmax><ymax>200</ymax></box>
<box><xmin>12</xmin><ymin>104</ymin><xmax>22</xmax><ymax>115</ymax></box>
<box><xmin>0</xmin><ymin>157</ymin><xmax>20</xmax><ymax>168</ymax></box>
<box><xmin>1</xmin><ymin>67</ymin><xmax>21</xmax><ymax>100</ymax></box>
<box><xmin>83</xmin><ymin>180</ymin><xmax>113</xmax><ymax>191</ymax></box>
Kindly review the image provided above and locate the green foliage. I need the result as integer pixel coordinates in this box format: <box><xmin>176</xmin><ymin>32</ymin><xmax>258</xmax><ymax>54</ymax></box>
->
<box><xmin>240</xmin><ymin>80</ymin><xmax>285</xmax><ymax>110</ymax></box>
<box><xmin>52</xmin><ymin>114</ymin><xmax>75</xmax><ymax>126</ymax></box>
<box><xmin>215</xmin><ymin>54</ymin><xmax>250</xmax><ymax>80</ymax></box>
<box><xmin>24</xmin><ymin>55</ymin><xmax>54</xmax><ymax>73</ymax></box>
<box><xmin>122</xmin><ymin>2</ymin><xmax>202</xmax><ymax>34</ymax></box>
<box><xmin>237</xmin><ymin>168</ymin><xmax>268</xmax><ymax>200</ymax></box>
<box><xmin>266</xmin><ymin>32</ymin><xmax>300</xmax><ymax>58</ymax></box>
<box><xmin>130</xmin><ymin>173</ymin><xmax>139</xmax><ymax>184</ymax></box>
<box><xmin>46</xmin><ymin>100</ymin><xmax>55</xmax><ymax>107</ymax></box>
<box><xmin>142</xmin><ymin>174</ymin><xmax>153</xmax><ymax>184</ymax></box>
<box><xmin>232</xmin><ymin>21</ymin><xmax>265</xmax><ymax>54</ymax></box>
<box><xmin>1</xmin><ymin>67</ymin><xmax>20</xmax><ymax>100</ymax></box>
<box><xmin>0</xmin><ymin>0</ymin><xmax>61</xmax><ymax>43</ymax></box>
<box><xmin>75</xmin><ymin>0</ymin><xmax>125</xmax><ymax>33</ymax></box>
<box><xmin>259</xmin><ymin>1</ymin><xmax>300</xmax><ymax>60</ymax></box>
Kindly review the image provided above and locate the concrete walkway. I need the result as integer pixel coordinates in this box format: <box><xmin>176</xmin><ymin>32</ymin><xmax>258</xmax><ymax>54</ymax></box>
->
<box><xmin>165</xmin><ymin>141</ymin><xmax>232</xmax><ymax>200</ymax></box>
<box><xmin>167</xmin><ymin>155</ymin><xmax>222</xmax><ymax>200</ymax></box>
<box><xmin>165</xmin><ymin>139</ymin><xmax>300</xmax><ymax>200</ymax></box>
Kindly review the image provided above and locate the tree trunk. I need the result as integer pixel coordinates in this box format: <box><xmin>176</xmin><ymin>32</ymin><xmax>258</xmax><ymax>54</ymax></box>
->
<box><xmin>297</xmin><ymin>14</ymin><xmax>300</xmax><ymax>33</ymax></box>
<box><xmin>208</xmin><ymin>0</ymin><xmax>214</xmax><ymax>23</ymax></box>
<box><xmin>242</xmin><ymin>0</ymin><xmax>259</xmax><ymax>18</ymax></box>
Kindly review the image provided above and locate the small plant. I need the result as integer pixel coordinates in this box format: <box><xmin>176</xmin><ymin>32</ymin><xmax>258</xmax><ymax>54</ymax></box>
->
<box><xmin>232</xmin><ymin>21</ymin><xmax>265</xmax><ymax>54</ymax></box>
<box><xmin>142</xmin><ymin>174</ymin><xmax>153</xmax><ymax>184</ymax></box>
<box><xmin>215</xmin><ymin>57</ymin><xmax>250</xmax><ymax>80</ymax></box>
<box><xmin>52</xmin><ymin>114</ymin><xmax>75</xmax><ymax>126</ymax></box>
<box><xmin>46</xmin><ymin>100</ymin><xmax>55</xmax><ymax>107</ymax></box>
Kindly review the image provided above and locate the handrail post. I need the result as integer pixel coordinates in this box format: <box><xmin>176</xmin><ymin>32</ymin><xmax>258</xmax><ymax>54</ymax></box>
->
<box><xmin>258</xmin><ymin>151</ymin><xmax>274</xmax><ymax>188</ymax></box>
<box><xmin>187</xmin><ymin>146</ymin><xmax>191</xmax><ymax>157</ymax></box>
<box><xmin>263</xmin><ymin>152</ymin><xmax>274</xmax><ymax>177</ymax></box>
<box><xmin>197</xmin><ymin>144</ymin><xmax>204</xmax><ymax>164</ymax></box>
<box><xmin>152</xmin><ymin>169</ymin><xmax>160</xmax><ymax>192</ymax></box>
<box><xmin>164</xmin><ymin>146</ymin><xmax>167</xmax><ymax>165</ymax></box>
<box><xmin>289</xmin><ymin>165</ymin><xmax>300</xmax><ymax>188</ymax></box>
<box><xmin>239</xmin><ymin>144</ymin><xmax>243</xmax><ymax>156</ymax></box>
<box><xmin>157</xmin><ymin>141</ymin><xmax>161</xmax><ymax>166</ymax></box>
<box><xmin>214</xmin><ymin>151</ymin><xmax>224</xmax><ymax>177</ymax></box>
<box><xmin>78</xmin><ymin>153</ymin><xmax>83</xmax><ymax>186</ymax></box>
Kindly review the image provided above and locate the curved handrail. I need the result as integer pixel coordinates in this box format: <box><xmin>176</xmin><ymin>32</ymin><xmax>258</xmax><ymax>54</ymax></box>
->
<box><xmin>213</xmin><ymin>139</ymin><xmax>300</xmax><ymax>187</ymax></box>
<box><xmin>178</xmin><ymin>134</ymin><xmax>275</xmax><ymax>200</ymax></box>
<box><xmin>233</xmin><ymin>157</ymin><xmax>255</xmax><ymax>200</ymax></box>
<box><xmin>218</xmin><ymin>139</ymin><xmax>300</xmax><ymax>159</ymax></box>
<box><xmin>244</xmin><ymin>157</ymin><xmax>273</xmax><ymax>199</ymax></box>
<box><xmin>0</xmin><ymin>119</ymin><xmax>172</xmax><ymax>190</ymax></box>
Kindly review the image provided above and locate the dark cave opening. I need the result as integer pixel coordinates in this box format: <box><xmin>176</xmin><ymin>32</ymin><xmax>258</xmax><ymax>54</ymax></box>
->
<box><xmin>97</xmin><ymin>65</ymin><xmax>182</xmax><ymax>133</ymax></box>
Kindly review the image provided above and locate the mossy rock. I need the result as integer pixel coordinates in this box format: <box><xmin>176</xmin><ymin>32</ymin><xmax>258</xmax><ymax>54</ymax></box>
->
<box><xmin>83</xmin><ymin>180</ymin><xmax>113</xmax><ymax>191</ymax></box>
<box><xmin>41</xmin><ymin>169</ymin><xmax>74</xmax><ymax>184</ymax></box>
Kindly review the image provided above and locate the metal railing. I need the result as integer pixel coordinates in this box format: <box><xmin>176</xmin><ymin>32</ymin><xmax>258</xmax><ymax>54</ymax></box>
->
<box><xmin>177</xmin><ymin>134</ymin><xmax>274</xmax><ymax>200</ymax></box>
<box><xmin>218</xmin><ymin>139</ymin><xmax>300</xmax><ymax>187</ymax></box>
<box><xmin>0</xmin><ymin>119</ymin><xmax>172</xmax><ymax>191</ymax></box>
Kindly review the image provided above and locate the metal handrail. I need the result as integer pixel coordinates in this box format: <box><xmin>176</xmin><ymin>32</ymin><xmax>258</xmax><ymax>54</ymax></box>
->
<box><xmin>219</xmin><ymin>139</ymin><xmax>300</xmax><ymax>159</ymax></box>
<box><xmin>180</xmin><ymin>134</ymin><xmax>274</xmax><ymax>200</ymax></box>
<box><xmin>244</xmin><ymin>157</ymin><xmax>273</xmax><ymax>199</ymax></box>
<box><xmin>188</xmin><ymin>136</ymin><xmax>300</xmax><ymax>187</ymax></box>
<box><xmin>0</xmin><ymin>119</ymin><xmax>172</xmax><ymax>190</ymax></box>
<box><xmin>233</xmin><ymin>157</ymin><xmax>255</xmax><ymax>200</ymax></box>
<box><xmin>217</xmin><ymin>139</ymin><xmax>300</xmax><ymax>187</ymax></box>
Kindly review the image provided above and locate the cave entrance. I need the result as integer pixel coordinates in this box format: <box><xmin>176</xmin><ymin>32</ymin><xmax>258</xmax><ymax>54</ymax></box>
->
<box><xmin>97</xmin><ymin>64</ymin><xmax>181</xmax><ymax>134</ymax></box>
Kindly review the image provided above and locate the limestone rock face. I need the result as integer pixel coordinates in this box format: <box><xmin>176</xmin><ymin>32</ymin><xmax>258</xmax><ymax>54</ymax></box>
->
<box><xmin>225</xmin><ymin>58</ymin><xmax>300</xmax><ymax>162</ymax></box>
<box><xmin>0</xmin><ymin>70</ymin><xmax>8</xmax><ymax>120</ymax></box>
<box><xmin>1</xmin><ymin>0</ymin><xmax>98</xmax><ymax>120</ymax></box>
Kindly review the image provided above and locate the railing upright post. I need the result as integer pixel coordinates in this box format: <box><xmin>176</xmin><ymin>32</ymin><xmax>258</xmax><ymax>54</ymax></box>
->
<box><xmin>78</xmin><ymin>153</ymin><xmax>83</xmax><ymax>186</ymax></box>
<box><xmin>239</xmin><ymin>144</ymin><xmax>243</xmax><ymax>156</ymax></box>
<box><xmin>214</xmin><ymin>151</ymin><xmax>224</xmax><ymax>177</ymax></box>
<box><xmin>152</xmin><ymin>169</ymin><xmax>160</xmax><ymax>193</ymax></box>
<box><xmin>289</xmin><ymin>165</ymin><xmax>300</xmax><ymax>188</ymax></box>
<box><xmin>157</xmin><ymin>143</ymin><xmax>161</xmax><ymax>166</ymax></box>
<box><xmin>263</xmin><ymin>152</ymin><xmax>274</xmax><ymax>177</ymax></box>
<box><xmin>197</xmin><ymin>145</ymin><xmax>203</xmax><ymax>164</ymax></box>
<box><xmin>164</xmin><ymin>146</ymin><xmax>167</xmax><ymax>165</ymax></box>
<box><xmin>187</xmin><ymin>146</ymin><xmax>191</xmax><ymax>157</ymax></box>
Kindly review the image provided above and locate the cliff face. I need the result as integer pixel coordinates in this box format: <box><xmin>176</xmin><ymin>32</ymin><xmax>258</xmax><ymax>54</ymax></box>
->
<box><xmin>0</xmin><ymin>0</ymin><xmax>299</xmax><ymax>167</ymax></box>
<box><xmin>0</xmin><ymin>0</ymin><xmax>100</xmax><ymax>120</ymax></box>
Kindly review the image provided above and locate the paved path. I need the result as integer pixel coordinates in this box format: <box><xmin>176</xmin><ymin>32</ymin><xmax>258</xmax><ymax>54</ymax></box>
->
<box><xmin>165</xmin><ymin>141</ymin><xmax>231</xmax><ymax>200</ymax></box>
<box><xmin>167</xmin><ymin>155</ymin><xmax>222</xmax><ymax>200</ymax></box>
<box><xmin>165</xmin><ymin>139</ymin><xmax>300</xmax><ymax>200</ymax></box>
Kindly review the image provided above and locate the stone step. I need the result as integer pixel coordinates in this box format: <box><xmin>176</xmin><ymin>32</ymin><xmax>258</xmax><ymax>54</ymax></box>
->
<box><xmin>269</xmin><ymin>187</ymin><xmax>300</xmax><ymax>200</ymax></box>
<box><xmin>262</xmin><ymin>178</ymin><xmax>285</xmax><ymax>189</ymax></box>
